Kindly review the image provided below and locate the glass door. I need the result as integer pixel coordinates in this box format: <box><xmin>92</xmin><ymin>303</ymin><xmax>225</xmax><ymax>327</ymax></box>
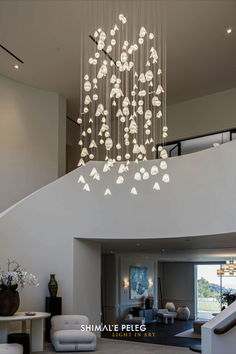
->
<box><xmin>196</xmin><ymin>264</ymin><xmax>221</xmax><ymax>320</ymax></box>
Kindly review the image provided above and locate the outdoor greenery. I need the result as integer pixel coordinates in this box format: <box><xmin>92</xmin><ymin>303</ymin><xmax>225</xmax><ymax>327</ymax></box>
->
<box><xmin>197</xmin><ymin>277</ymin><xmax>219</xmax><ymax>298</ymax></box>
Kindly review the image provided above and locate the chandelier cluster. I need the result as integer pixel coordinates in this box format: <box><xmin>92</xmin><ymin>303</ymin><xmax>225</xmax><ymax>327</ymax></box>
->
<box><xmin>77</xmin><ymin>14</ymin><xmax>169</xmax><ymax>196</ymax></box>
<box><xmin>217</xmin><ymin>259</ymin><xmax>236</xmax><ymax>276</ymax></box>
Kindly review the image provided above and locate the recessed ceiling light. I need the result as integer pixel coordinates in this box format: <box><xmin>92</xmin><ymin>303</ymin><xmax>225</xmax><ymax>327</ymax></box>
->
<box><xmin>14</xmin><ymin>64</ymin><xmax>19</xmax><ymax>70</ymax></box>
<box><xmin>226</xmin><ymin>28</ymin><xmax>232</xmax><ymax>34</ymax></box>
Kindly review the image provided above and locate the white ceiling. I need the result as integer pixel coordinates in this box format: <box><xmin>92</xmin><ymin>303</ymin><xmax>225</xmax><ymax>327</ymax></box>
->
<box><xmin>0</xmin><ymin>0</ymin><xmax>236</xmax><ymax>118</ymax></box>
<box><xmin>100</xmin><ymin>233</ymin><xmax>236</xmax><ymax>262</ymax></box>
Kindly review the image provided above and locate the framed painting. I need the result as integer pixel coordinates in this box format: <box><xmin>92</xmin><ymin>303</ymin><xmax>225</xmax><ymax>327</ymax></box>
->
<box><xmin>129</xmin><ymin>266</ymin><xmax>148</xmax><ymax>299</ymax></box>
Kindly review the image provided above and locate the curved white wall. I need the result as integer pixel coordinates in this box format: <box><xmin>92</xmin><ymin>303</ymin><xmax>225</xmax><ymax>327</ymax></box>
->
<box><xmin>0</xmin><ymin>140</ymin><xmax>236</xmax><ymax>313</ymax></box>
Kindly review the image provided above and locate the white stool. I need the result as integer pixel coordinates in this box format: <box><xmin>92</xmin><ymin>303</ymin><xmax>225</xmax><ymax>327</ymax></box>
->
<box><xmin>163</xmin><ymin>313</ymin><xmax>175</xmax><ymax>324</ymax></box>
<box><xmin>0</xmin><ymin>344</ymin><xmax>23</xmax><ymax>354</ymax></box>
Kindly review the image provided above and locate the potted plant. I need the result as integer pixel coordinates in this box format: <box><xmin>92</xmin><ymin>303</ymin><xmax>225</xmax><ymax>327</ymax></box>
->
<box><xmin>221</xmin><ymin>290</ymin><xmax>236</xmax><ymax>310</ymax></box>
<box><xmin>0</xmin><ymin>260</ymin><xmax>39</xmax><ymax>316</ymax></box>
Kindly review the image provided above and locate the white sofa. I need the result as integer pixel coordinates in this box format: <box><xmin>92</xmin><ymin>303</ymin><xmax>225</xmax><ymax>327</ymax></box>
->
<box><xmin>51</xmin><ymin>315</ymin><xmax>96</xmax><ymax>352</ymax></box>
<box><xmin>0</xmin><ymin>344</ymin><xmax>23</xmax><ymax>353</ymax></box>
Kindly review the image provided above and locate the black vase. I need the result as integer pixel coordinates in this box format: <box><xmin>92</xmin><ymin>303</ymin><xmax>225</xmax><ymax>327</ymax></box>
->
<box><xmin>0</xmin><ymin>292</ymin><xmax>20</xmax><ymax>316</ymax></box>
<box><xmin>48</xmin><ymin>274</ymin><xmax>58</xmax><ymax>297</ymax></box>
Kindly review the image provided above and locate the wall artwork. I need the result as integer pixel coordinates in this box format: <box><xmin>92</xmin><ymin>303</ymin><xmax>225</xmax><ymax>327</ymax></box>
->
<box><xmin>130</xmin><ymin>266</ymin><xmax>148</xmax><ymax>299</ymax></box>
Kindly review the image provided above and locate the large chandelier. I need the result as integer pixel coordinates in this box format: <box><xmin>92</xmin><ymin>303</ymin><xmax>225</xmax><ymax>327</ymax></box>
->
<box><xmin>77</xmin><ymin>13</ymin><xmax>169</xmax><ymax>196</ymax></box>
<box><xmin>217</xmin><ymin>259</ymin><xmax>236</xmax><ymax>276</ymax></box>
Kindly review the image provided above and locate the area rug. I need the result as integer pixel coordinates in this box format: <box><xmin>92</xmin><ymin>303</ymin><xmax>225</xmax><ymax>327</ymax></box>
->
<box><xmin>175</xmin><ymin>328</ymin><xmax>201</xmax><ymax>339</ymax></box>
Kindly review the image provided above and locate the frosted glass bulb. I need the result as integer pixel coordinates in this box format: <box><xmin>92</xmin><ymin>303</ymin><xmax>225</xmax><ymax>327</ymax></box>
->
<box><xmin>94</xmin><ymin>31</ymin><xmax>98</xmax><ymax>38</ymax></box>
<box><xmin>125</xmin><ymin>141</ymin><xmax>130</xmax><ymax>146</ymax></box>
<box><xmin>138</xmin><ymin>73</ymin><xmax>146</xmax><ymax>83</ymax></box>
<box><xmin>89</xmin><ymin>154</ymin><xmax>94</xmax><ymax>160</ymax></box>
<box><xmin>77</xmin><ymin>118</ymin><xmax>82</xmax><ymax>124</ymax></box>
<box><xmin>149</xmin><ymin>33</ymin><xmax>154</xmax><ymax>39</ymax></box>
<box><xmin>82</xmin><ymin>131</ymin><xmax>86</xmax><ymax>137</ymax></box>
<box><xmin>90</xmin><ymin>168</ymin><xmax>97</xmax><ymax>177</ymax></box>
<box><xmin>134</xmin><ymin>172</ymin><xmax>141</xmax><ymax>181</ymax></box>
<box><xmin>104</xmin><ymin>188</ymin><xmax>112</xmax><ymax>196</ymax></box>
<box><xmin>121</xmin><ymin>52</ymin><xmax>128</xmax><ymax>63</ymax></box>
<box><xmin>84</xmin><ymin>107</ymin><xmax>88</xmax><ymax>113</ymax></box>
<box><xmin>100</xmin><ymin>31</ymin><xmax>106</xmax><ymax>41</ymax></box>
<box><xmin>145</xmin><ymin>129</ymin><xmax>151</xmax><ymax>135</ymax></box>
<box><xmin>145</xmin><ymin>110</ymin><xmax>152</xmax><ymax>120</ymax></box>
<box><xmin>87</xmin><ymin>127</ymin><xmax>92</xmax><ymax>134</ymax></box>
<box><xmin>157</xmin><ymin>68</ymin><xmax>162</xmax><ymax>75</ymax></box>
<box><xmin>84</xmin><ymin>81</ymin><xmax>91</xmax><ymax>92</ymax></box>
<box><xmin>125</xmin><ymin>153</ymin><xmax>130</xmax><ymax>159</ymax></box>
<box><xmin>116</xmin><ymin>143</ymin><xmax>121</xmax><ymax>150</ymax></box>
<box><xmin>162</xmin><ymin>174</ymin><xmax>170</xmax><ymax>183</ymax></box>
<box><xmin>145</xmin><ymin>70</ymin><xmax>153</xmax><ymax>81</ymax></box>
<box><xmin>158</xmin><ymin>145</ymin><xmax>163</xmax><ymax>152</ymax></box>
<box><xmin>77</xmin><ymin>158</ymin><xmax>85</xmax><ymax>167</ymax></box>
<box><xmin>147</xmin><ymin>120</ymin><xmax>152</xmax><ymax>126</ymax></box>
<box><xmin>83</xmin><ymin>183</ymin><xmax>90</xmax><ymax>192</ymax></box>
<box><xmin>152</xmin><ymin>96</ymin><xmax>161</xmax><ymax>106</ymax></box>
<box><xmin>140</xmin><ymin>167</ymin><xmax>145</xmax><ymax>174</ymax></box>
<box><xmin>92</xmin><ymin>59</ymin><xmax>97</xmax><ymax>65</ymax></box>
<box><xmin>153</xmin><ymin>182</ymin><xmax>160</xmax><ymax>191</ymax></box>
<box><xmin>116</xmin><ymin>176</ymin><xmax>124</xmax><ymax>184</ymax></box>
<box><xmin>138</xmin><ymin>154</ymin><xmax>143</xmax><ymax>160</ymax></box>
<box><xmin>97</xmin><ymin>40</ymin><xmax>105</xmax><ymax>50</ymax></box>
<box><xmin>93</xmin><ymin>94</ymin><xmax>98</xmax><ymax>101</ymax></box>
<box><xmin>138</xmin><ymin>38</ymin><xmax>144</xmax><ymax>44</ymax></box>
<box><xmin>156</xmin><ymin>84</ymin><xmax>164</xmax><ymax>95</ymax></box>
<box><xmin>160</xmin><ymin>149</ymin><xmax>168</xmax><ymax>159</ymax></box>
<box><xmin>163</xmin><ymin>126</ymin><xmax>168</xmax><ymax>132</ymax></box>
<box><xmin>89</xmin><ymin>57</ymin><xmax>93</xmax><ymax>64</ymax></box>
<box><xmin>110</xmin><ymin>29</ymin><xmax>115</xmax><ymax>36</ymax></box>
<box><xmin>124</xmin><ymin>127</ymin><xmax>129</xmax><ymax>133</ymax></box>
<box><xmin>143</xmin><ymin>172</ymin><xmax>150</xmax><ymax>180</ymax></box>
<box><xmin>93</xmin><ymin>173</ymin><xmax>100</xmax><ymax>180</ymax></box>
<box><xmin>77</xmin><ymin>175</ymin><xmax>85</xmax><ymax>184</ymax></box>
<box><xmin>105</xmin><ymin>137</ymin><xmax>113</xmax><ymax>150</ymax></box>
<box><xmin>103</xmin><ymin>164</ymin><xmax>110</xmax><ymax>173</ymax></box>
<box><xmin>139</xmin><ymin>145</ymin><xmax>146</xmax><ymax>154</ymax></box>
<box><xmin>124</xmin><ymin>133</ymin><xmax>129</xmax><ymax>139</ymax></box>
<box><xmin>111</xmin><ymin>39</ymin><xmax>116</xmax><ymax>46</ymax></box>
<box><xmin>160</xmin><ymin>161</ymin><xmax>167</xmax><ymax>170</ymax></box>
<box><xmin>118</xmin><ymin>164</ymin><xmax>126</xmax><ymax>174</ymax></box>
<box><xmin>123</xmin><ymin>107</ymin><xmax>129</xmax><ymax>116</ymax></box>
<box><xmin>139</xmin><ymin>26</ymin><xmax>147</xmax><ymax>38</ymax></box>
<box><xmin>130</xmin><ymin>187</ymin><xmax>138</xmax><ymax>195</ymax></box>
<box><xmin>105</xmin><ymin>131</ymin><xmax>110</xmax><ymax>138</ymax></box>
<box><xmin>78</xmin><ymin>140</ymin><xmax>83</xmax><ymax>146</ymax></box>
<box><xmin>156</xmin><ymin>111</ymin><xmax>162</xmax><ymax>119</ymax></box>
<box><xmin>81</xmin><ymin>147</ymin><xmax>89</xmax><ymax>157</ymax></box>
<box><xmin>107</xmin><ymin>45</ymin><xmax>112</xmax><ymax>53</ymax></box>
<box><xmin>151</xmin><ymin>165</ymin><xmax>159</xmax><ymax>175</ymax></box>
<box><xmin>116</xmin><ymin>155</ymin><xmax>122</xmax><ymax>161</ymax></box>
<box><xmin>100</xmin><ymin>139</ymin><xmax>104</xmax><ymax>144</ymax></box>
<box><xmin>133</xmin><ymin>144</ymin><xmax>140</xmax><ymax>154</ymax></box>
<box><xmin>163</xmin><ymin>132</ymin><xmax>168</xmax><ymax>138</ymax></box>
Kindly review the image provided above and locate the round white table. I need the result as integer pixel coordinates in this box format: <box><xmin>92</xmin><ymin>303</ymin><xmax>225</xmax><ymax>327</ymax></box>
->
<box><xmin>0</xmin><ymin>312</ymin><xmax>50</xmax><ymax>352</ymax></box>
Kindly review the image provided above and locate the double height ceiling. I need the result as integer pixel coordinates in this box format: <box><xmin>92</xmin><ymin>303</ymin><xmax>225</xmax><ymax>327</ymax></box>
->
<box><xmin>0</xmin><ymin>0</ymin><xmax>235</xmax><ymax>119</ymax></box>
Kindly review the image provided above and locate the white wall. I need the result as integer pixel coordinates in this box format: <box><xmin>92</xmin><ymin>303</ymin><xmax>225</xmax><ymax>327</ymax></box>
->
<box><xmin>159</xmin><ymin>262</ymin><xmax>195</xmax><ymax>319</ymax></box>
<box><xmin>0</xmin><ymin>75</ymin><xmax>66</xmax><ymax>212</ymax></box>
<box><xmin>74</xmin><ymin>239</ymin><xmax>101</xmax><ymax>327</ymax></box>
<box><xmin>167</xmin><ymin>88</ymin><xmax>236</xmax><ymax>142</ymax></box>
<box><xmin>1</xmin><ymin>140</ymin><xmax>236</xmax><ymax>316</ymax></box>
